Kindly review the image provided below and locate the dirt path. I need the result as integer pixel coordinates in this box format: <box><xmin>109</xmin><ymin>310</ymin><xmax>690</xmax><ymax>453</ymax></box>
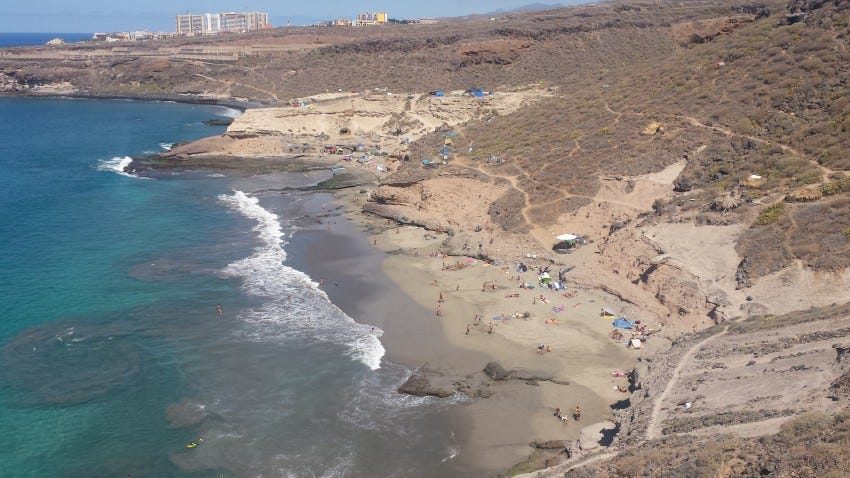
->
<box><xmin>671</xmin><ymin>113</ymin><xmax>835</xmax><ymax>180</ymax></box>
<box><xmin>644</xmin><ymin>325</ymin><xmax>729</xmax><ymax>440</ymax></box>
<box><xmin>194</xmin><ymin>73</ymin><xmax>281</xmax><ymax>102</ymax></box>
<box><xmin>603</xmin><ymin>103</ymin><xmax>836</xmax><ymax>181</ymax></box>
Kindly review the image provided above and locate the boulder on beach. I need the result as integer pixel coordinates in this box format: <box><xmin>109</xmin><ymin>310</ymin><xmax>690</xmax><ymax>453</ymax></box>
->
<box><xmin>483</xmin><ymin>361</ymin><xmax>510</xmax><ymax>381</ymax></box>
<box><xmin>397</xmin><ymin>365</ymin><xmax>455</xmax><ymax>398</ymax></box>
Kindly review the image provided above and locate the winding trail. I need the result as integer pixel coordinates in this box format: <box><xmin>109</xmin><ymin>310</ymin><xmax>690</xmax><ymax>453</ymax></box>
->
<box><xmin>644</xmin><ymin>325</ymin><xmax>729</xmax><ymax>440</ymax></box>
<box><xmin>603</xmin><ymin>103</ymin><xmax>837</xmax><ymax>181</ymax></box>
<box><xmin>194</xmin><ymin>73</ymin><xmax>281</xmax><ymax>102</ymax></box>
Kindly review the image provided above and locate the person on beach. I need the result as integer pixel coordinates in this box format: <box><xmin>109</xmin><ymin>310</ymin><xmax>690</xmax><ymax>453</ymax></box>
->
<box><xmin>554</xmin><ymin>407</ymin><xmax>562</xmax><ymax>419</ymax></box>
<box><xmin>466</xmin><ymin>324</ymin><xmax>470</xmax><ymax>335</ymax></box>
<box><xmin>438</xmin><ymin>292</ymin><xmax>444</xmax><ymax>303</ymax></box>
<box><xmin>574</xmin><ymin>406</ymin><xmax>582</xmax><ymax>421</ymax></box>
<box><xmin>488</xmin><ymin>324</ymin><xmax>494</xmax><ymax>334</ymax></box>
<box><xmin>319</xmin><ymin>279</ymin><xmax>324</xmax><ymax>288</ymax></box>
<box><xmin>216</xmin><ymin>304</ymin><xmax>223</xmax><ymax>316</ymax></box>
<box><xmin>431</xmin><ymin>279</ymin><xmax>439</xmax><ymax>286</ymax></box>
<box><xmin>436</xmin><ymin>305</ymin><xmax>442</xmax><ymax>316</ymax></box>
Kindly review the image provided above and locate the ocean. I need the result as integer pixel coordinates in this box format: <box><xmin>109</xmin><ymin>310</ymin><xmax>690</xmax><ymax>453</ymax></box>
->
<box><xmin>0</xmin><ymin>33</ymin><xmax>93</xmax><ymax>48</ymax></box>
<box><xmin>0</xmin><ymin>97</ymin><xmax>468</xmax><ymax>477</ymax></box>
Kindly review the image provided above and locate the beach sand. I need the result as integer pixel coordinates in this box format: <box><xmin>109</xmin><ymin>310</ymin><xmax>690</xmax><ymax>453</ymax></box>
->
<box><xmin>286</xmin><ymin>194</ymin><xmax>644</xmax><ymax>473</ymax></box>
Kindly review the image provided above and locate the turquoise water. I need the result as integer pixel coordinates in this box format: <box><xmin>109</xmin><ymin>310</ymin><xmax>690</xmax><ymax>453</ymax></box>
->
<box><xmin>0</xmin><ymin>97</ymin><xmax>468</xmax><ymax>477</ymax></box>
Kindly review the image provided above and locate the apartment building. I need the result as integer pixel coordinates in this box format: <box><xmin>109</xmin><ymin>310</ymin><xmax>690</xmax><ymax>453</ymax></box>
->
<box><xmin>175</xmin><ymin>14</ymin><xmax>204</xmax><ymax>35</ymax></box>
<box><xmin>175</xmin><ymin>12</ymin><xmax>269</xmax><ymax>35</ymax></box>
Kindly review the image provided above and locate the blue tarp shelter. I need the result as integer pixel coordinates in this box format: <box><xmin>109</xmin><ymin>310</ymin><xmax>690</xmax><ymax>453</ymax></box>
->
<box><xmin>612</xmin><ymin>318</ymin><xmax>635</xmax><ymax>329</ymax></box>
<box><xmin>434</xmin><ymin>90</ymin><xmax>445</xmax><ymax>97</ymax></box>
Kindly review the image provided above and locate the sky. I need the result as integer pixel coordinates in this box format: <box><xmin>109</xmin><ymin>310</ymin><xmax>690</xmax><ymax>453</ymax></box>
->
<box><xmin>1</xmin><ymin>1</ymin><xmax>582</xmax><ymax>33</ymax></box>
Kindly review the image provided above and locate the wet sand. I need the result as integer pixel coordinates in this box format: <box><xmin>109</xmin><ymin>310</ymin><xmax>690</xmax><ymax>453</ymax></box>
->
<box><xmin>283</xmin><ymin>191</ymin><xmax>641</xmax><ymax>474</ymax></box>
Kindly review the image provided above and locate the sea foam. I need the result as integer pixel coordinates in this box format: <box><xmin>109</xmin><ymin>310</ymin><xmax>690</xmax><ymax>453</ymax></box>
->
<box><xmin>218</xmin><ymin>190</ymin><xmax>384</xmax><ymax>370</ymax></box>
<box><xmin>96</xmin><ymin>156</ymin><xmax>149</xmax><ymax>179</ymax></box>
<box><xmin>211</xmin><ymin>106</ymin><xmax>242</xmax><ymax>119</ymax></box>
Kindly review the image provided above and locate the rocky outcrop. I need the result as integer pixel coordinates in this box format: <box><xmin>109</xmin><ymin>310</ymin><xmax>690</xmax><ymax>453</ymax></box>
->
<box><xmin>397</xmin><ymin>365</ymin><xmax>456</xmax><ymax>398</ymax></box>
<box><xmin>483</xmin><ymin>361</ymin><xmax>511</xmax><ymax>381</ymax></box>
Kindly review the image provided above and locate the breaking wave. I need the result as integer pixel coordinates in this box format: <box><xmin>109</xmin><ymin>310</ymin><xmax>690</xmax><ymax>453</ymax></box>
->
<box><xmin>96</xmin><ymin>156</ymin><xmax>148</xmax><ymax>179</ymax></box>
<box><xmin>218</xmin><ymin>190</ymin><xmax>384</xmax><ymax>370</ymax></box>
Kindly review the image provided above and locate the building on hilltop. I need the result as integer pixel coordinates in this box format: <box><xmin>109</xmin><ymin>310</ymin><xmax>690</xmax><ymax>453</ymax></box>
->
<box><xmin>176</xmin><ymin>12</ymin><xmax>270</xmax><ymax>35</ymax></box>
<box><xmin>354</xmin><ymin>12</ymin><xmax>388</xmax><ymax>26</ymax></box>
<box><xmin>176</xmin><ymin>14</ymin><xmax>204</xmax><ymax>35</ymax></box>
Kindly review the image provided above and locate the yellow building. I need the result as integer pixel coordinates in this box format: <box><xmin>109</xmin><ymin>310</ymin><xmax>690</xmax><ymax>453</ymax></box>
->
<box><xmin>355</xmin><ymin>12</ymin><xmax>389</xmax><ymax>26</ymax></box>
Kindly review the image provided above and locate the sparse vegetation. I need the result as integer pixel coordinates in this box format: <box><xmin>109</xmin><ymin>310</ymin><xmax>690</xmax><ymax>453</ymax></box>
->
<box><xmin>757</xmin><ymin>202</ymin><xmax>786</xmax><ymax>225</ymax></box>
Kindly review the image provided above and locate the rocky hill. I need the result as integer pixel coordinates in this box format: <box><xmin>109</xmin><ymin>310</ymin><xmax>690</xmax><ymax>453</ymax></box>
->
<box><xmin>3</xmin><ymin>0</ymin><xmax>849</xmax><ymax>475</ymax></box>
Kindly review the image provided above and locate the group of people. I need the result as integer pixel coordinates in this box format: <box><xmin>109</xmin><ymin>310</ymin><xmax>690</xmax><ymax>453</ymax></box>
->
<box><xmin>553</xmin><ymin>406</ymin><xmax>582</xmax><ymax>422</ymax></box>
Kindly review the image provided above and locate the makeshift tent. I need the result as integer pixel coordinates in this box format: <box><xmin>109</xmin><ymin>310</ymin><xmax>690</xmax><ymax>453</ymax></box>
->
<box><xmin>612</xmin><ymin>318</ymin><xmax>635</xmax><ymax>329</ymax></box>
<box><xmin>434</xmin><ymin>90</ymin><xmax>445</xmax><ymax>97</ymax></box>
<box><xmin>538</xmin><ymin>272</ymin><xmax>552</xmax><ymax>284</ymax></box>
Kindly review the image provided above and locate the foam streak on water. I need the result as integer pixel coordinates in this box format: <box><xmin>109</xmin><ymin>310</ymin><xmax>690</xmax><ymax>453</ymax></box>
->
<box><xmin>218</xmin><ymin>190</ymin><xmax>385</xmax><ymax>370</ymax></box>
<box><xmin>96</xmin><ymin>156</ymin><xmax>149</xmax><ymax>179</ymax></box>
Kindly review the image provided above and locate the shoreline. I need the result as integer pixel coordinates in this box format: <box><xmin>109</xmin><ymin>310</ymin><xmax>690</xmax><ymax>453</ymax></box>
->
<box><xmin>130</xmin><ymin>146</ymin><xmax>641</xmax><ymax>474</ymax></box>
<box><xmin>330</xmin><ymin>189</ymin><xmax>641</xmax><ymax>473</ymax></box>
<box><xmin>7</xmin><ymin>94</ymin><xmax>659</xmax><ymax>474</ymax></box>
<box><xmin>0</xmin><ymin>90</ymin><xmax>265</xmax><ymax>112</ymax></box>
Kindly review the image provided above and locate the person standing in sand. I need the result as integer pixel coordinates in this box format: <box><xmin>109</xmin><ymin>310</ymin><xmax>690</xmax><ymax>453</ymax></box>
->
<box><xmin>436</xmin><ymin>305</ymin><xmax>442</xmax><ymax>316</ymax></box>
<box><xmin>488</xmin><ymin>323</ymin><xmax>494</xmax><ymax>334</ymax></box>
<box><xmin>438</xmin><ymin>292</ymin><xmax>444</xmax><ymax>303</ymax></box>
<box><xmin>574</xmin><ymin>406</ymin><xmax>582</xmax><ymax>421</ymax></box>
<box><xmin>466</xmin><ymin>324</ymin><xmax>470</xmax><ymax>335</ymax></box>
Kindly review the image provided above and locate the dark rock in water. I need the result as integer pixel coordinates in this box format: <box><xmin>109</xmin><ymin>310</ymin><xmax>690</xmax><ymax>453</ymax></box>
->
<box><xmin>530</xmin><ymin>440</ymin><xmax>567</xmax><ymax>449</ymax></box>
<box><xmin>483</xmin><ymin>361</ymin><xmax>510</xmax><ymax>381</ymax></box>
<box><xmin>397</xmin><ymin>365</ymin><xmax>455</xmax><ymax>398</ymax></box>
<box><xmin>202</xmin><ymin>118</ymin><xmax>234</xmax><ymax>126</ymax></box>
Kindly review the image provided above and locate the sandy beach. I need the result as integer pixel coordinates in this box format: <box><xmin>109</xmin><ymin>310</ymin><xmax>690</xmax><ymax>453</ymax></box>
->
<box><xmin>271</xmin><ymin>189</ymin><xmax>642</xmax><ymax>473</ymax></box>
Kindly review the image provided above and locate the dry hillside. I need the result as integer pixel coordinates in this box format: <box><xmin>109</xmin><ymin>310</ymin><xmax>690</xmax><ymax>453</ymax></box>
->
<box><xmin>3</xmin><ymin>0</ymin><xmax>850</xmax><ymax>475</ymax></box>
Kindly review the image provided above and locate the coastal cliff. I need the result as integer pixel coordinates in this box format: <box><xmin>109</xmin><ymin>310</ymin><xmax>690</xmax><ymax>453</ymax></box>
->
<box><xmin>4</xmin><ymin>0</ymin><xmax>849</xmax><ymax>474</ymax></box>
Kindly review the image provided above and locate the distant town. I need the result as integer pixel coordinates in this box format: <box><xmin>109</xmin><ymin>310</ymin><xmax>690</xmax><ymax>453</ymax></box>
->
<box><xmin>42</xmin><ymin>10</ymin><xmax>433</xmax><ymax>46</ymax></box>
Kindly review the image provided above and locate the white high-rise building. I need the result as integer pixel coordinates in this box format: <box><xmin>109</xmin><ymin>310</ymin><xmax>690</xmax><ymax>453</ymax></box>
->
<box><xmin>176</xmin><ymin>12</ymin><xmax>269</xmax><ymax>34</ymax></box>
<box><xmin>175</xmin><ymin>14</ymin><xmax>204</xmax><ymax>34</ymax></box>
